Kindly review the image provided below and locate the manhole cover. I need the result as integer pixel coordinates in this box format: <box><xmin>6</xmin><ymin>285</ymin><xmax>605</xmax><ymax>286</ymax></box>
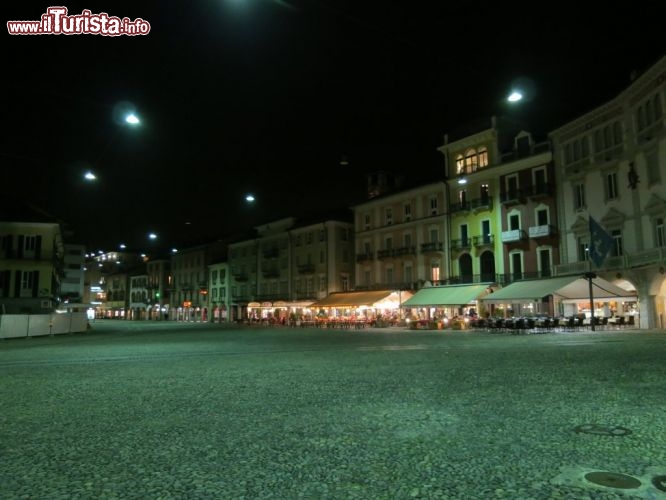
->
<box><xmin>653</xmin><ymin>475</ymin><xmax>666</xmax><ymax>492</ymax></box>
<box><xmin>584</xmin><ymin>471</ymin><xmax>641</xmax><ymax>489</ymax></box>
<box><xmin>573</xmin><ymin>423</ymin><xmax>632</xmax><ymax>436</ymax></box>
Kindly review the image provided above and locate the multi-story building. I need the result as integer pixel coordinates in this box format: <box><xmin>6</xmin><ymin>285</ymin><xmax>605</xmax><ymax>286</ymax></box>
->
<box><xmin>208</xmin><ymin>261</ymin><xmax>230</xmax><ymax>322</ymax></box>
<box><xmin>550</xmin><ymin>54</ymin><xmax>666</xmax><ymax>328</ymax></box>
<box><xmin>352</xmin><ymin>180</ymin><xmax>449</xmax><ymax>291</ymax></box>
<box><xmin>146</xmin><ymin>259</ymin><xmax>171</xmax><ymax>320</ymax></box>
<box><xmin>437</xmin><ymin>116</ymin><xmax>557</xmax><ymax>290</ymax></box>
<box><xmin>228</xmin><ymin>215</ymin><xmax>354</xmax><ymax>321</ymax></box>
<box><xmin>103</xmin><ymin>271</ymin><xmax>129</xmax><ymax>318</ymax></box>
<box><xmin>61</xmin><ymin>244</ymin><xmax>86</xmax><ymax>303</ymax></box>
<box><xmin>0</xmin><ymin>216</ymin><xmax>65</xmax><ymax>314</ymax></box>
<box><xmin>171</xmin><ymin>241</ymin><xmax>227</xmax><ymax>321</ymax></box>
<box><xmin>129</xmin><ymin>271</ymin><xmax>148</xmax><ymax>320</ymax></box>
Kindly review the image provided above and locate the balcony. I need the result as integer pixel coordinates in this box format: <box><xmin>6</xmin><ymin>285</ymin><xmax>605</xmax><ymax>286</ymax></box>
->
<box><xmin>450</xmin><ymin>238</ymin><xmax>472</xmax><ymax>252</ymax></box>
<box><xmin>262</xmin><ymin>268</ymin><xmax>280</xmax><ymax>278</ymax></box>
<box><xmin>262</xmin><ymin>247</ymin><xmax>279</xmax><ymax>259</ymax></box>
<box><xmin>296</xmin><ymin>263</ymin><xmax>315</xmax><ymax>274</ymax></box>
<box><xmin>525</xmin><ymin>183</ymin><xmax>554</xmax><ymax>198</ymax></box>
<box><xmin>377</xmin><ymin>249</ymin><xmax>394</xmax><ymax>259</ymax></box>
<box><xmin>554</xmin><ymin>248</ymin><xmax>666</xmax><ymax>276</ymax></box>
<box><xmin>500</xmin><ymin>189</ymin><xmax>524</xmax><ymax>204</ymax></box>
<box><xmin>501</xmin><ymin>229</ymin><xmax>527</xmax><ymax>243</ymax></box>
<box><xmin>449</xmin><ymin>201</ymin><xmax>471</xmax><ymax>214</ymax></box>
<box><xmin>420</xmin><ymin>241</ymin><xmax>443</xmax><ymax>253</ymax></box>
<box><xmin>393</xmin><ymin>245</ymin><xmax>416</xmax><ymax>257</ymax></box>
<box><xmin>528</xmin><ymin>225</ymin><xmax>557</xmax><ymax>238</ymax></box>
<box><xmin>472</xmin><ymin>234</ymin><xmax>494</xmax><ymax>247</ymax></box>
<box><xmin>356</xmin><ymin>251</ymin><xmax>374</xmax><ymax>262</ymax></box>
<box><xmin>469</xmin><ymin>195</ymin><xmax>493</xmax><ymax>212</ymax></box>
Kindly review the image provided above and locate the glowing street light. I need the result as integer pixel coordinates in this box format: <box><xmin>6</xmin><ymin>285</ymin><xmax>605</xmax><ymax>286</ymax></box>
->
<box><xmin>125</xmin><ymin>113</ymin><xmax>140</xmax><ymax>125</ymax></box>
<box><xmin>119</xmin><ymin>243</ymin><xmax>127</xmax><ymax>249</ymax></box>
<box><xmin>84</xmin><ymin>171</ymin><xmax>97</xmax><ymax>181</ymax></box>
<box><xmin>507</xmin><ymin>90</ymin><xmax>523</xmax><ymax>103</ymax></box>
<box><xmin>148</xmin><ymin>233</ymin><xmax>158</xmax><ymax>240</ymax></box>
<box><xmin>245</xmin><ymin>194</ymin><xmax>255</xmax><ymax>203</ymax></box>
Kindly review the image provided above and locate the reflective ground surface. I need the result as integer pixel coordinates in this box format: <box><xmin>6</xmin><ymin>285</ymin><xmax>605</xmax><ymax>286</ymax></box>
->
<box><xmin>1</xmin><ymin>321</ymin><xmax>664</xmax><ymax>499</ymax></box>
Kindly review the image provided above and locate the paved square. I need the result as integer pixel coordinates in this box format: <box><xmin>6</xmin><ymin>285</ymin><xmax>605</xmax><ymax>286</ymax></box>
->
<box><xmin>1</xmin><ymin>321</ymin><xmax>665</xmax><ymax>498</ymax></box>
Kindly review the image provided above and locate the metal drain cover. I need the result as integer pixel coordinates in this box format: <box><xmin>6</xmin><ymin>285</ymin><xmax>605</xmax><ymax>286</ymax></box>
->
<box><xmin>573</xmin><ymin>423</ymin><xmax>632</xmax><ymax>436</ymax></box>
<box><xmin>584</xmin><ymin>471</ymin><xmax>641</xmax><ymax>489</ymax></box>
<box><xmin>652</xmin><ymin>475</ymin><xmax>666</xmax><ymax>492</ymax></box>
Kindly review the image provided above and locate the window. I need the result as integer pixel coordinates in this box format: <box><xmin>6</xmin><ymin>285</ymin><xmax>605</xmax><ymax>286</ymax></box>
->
<box><xmin>509</xmin><ymin>214</ymin><xmax>520</xmax><ymax>231</ymax></box>
<box><xmin>404</xmin><ymin>264</ymin><xmax>413</xmax><ymax>283</ymax></box>
<box><xmin>481</xmin><ymin>220</ymin><xmax>491</xmax><ymax>244</ymax></box>
<box><xmin>404</xmin><ymin>233</ymin><xmax>412</xmax><ymax>247</ymax></box>
<box><xmin>460</xmin><ymin>224</ymin><xmax>469</xmax><ymax>246</ymax></box>
<box><xmin>385</xmin><ymin>237</ymin><xmax>393</xmax><ymax>250</ymax></box>
<box><xmin>511</xmin><ymin>252</ymin><xmax>523</xmax><ymax>280</ymax></box>
<box><xmin>458</xmin><ymin>189</ymin><xmax>467</xmax><ymax>208</ymax></box>
<box><xmin>385</xmin><ymin>207</ymin><xmax>393</xmax><ymax>225</ymax></box>
<box><xmin>386</xmin><ymin>267</ymin><xmax>394</xmax><ymax>284</ymax></box>
<box><xmin>404</xmin><ymin>203</ymin><xmax>411</xmax><ymax>222</ymax></box>
<box><xmin>341</xmin><ymin>275</ymin><xmax>349</xmax><ymax>291</ymax></box>
<box><xmin>573</xmin><ymin>183</ymin><xmax>586</xmax><ymax>210</ymax></box>
<box><xmin>480</xmin><ymin>184</ymin><xmax>489</xmax><ymax>204</ymax></box>
<box><xmin>536</xmin><ymin>208</ymin><xmax>549</xmax><ymax>226</ymax></box>
<box><xmin>212</xmin><ymin>288</ymin><xmax>218</xmax><ymax>298</ymax></box>
<box><xmin>646</xmin><ymin>150</ymin><xmax>661</xmax><ymax>185</ymax></box>
<box><xmin>364</xmin><ymin>270</ymin><xmax>371</xmax><ymax>286</ymax></box>
<box><xmin>21</xmin><ymin>270</ymin><xmax>35</xmax><ymax>290</ymax></box>
<box><xmin>220</xmin><ymin>287</ymin><xmax>226</xmax><ymax>298</ymax></box>
<box><xmin>577</xmin><ymin>237</ymin><xmax>589</xmax><ymax>262</ymax></box>
<box><xmin>478</xmin><ymin>147</ymin><xmax>488</xmax><ymax>167</ymax></box>
<box><xmin>306</xmin><ymin>232</ymin><xmax>313</xmax><ymax>245</ymax></box>
<box><xmin>539</xmin><ymin>248</ymin><xmax>551</xmax><ymax>277</ymax></box>
<box><xmin>363</xmin><ymin>241</ymin><xmax>371</xmax><ymax>254</ymax></box>
<box><xmin>319</xmin><ymin>230</ymin><xmax>325</xmax><ymax>242</ymax></box>
<box><xmin>212</xmin><ymin>270</ymin><xmax>218</xmax><ymax>283</ymax></box>
<box><xmin>24</xmin><ymin>235</ymin><xmax>37</xmax><ymax>252</ymax></box>
<box><xmin>429</xmin><ymin>197</ymin><xmax>438</xmax><ymax>215</ymax></box>
<box><xmin>656</xmin><ymin>218</ymin><xmax>665</xmax><ymax>247</ymax></box>
<box><xmin>364</xmin><ymin>213</ymin><xmax>371</xmax><ymax>230</ymax></box>
<box><xmin>341</xmin><ymin>228</ymin><xmax>349</xmax><ymax>241</ymax></box>
<box><xmin>605</xmin><ymin>172</ymin><xmax>618</xmax><ymax>200</ymax></box>
<box><xmin>320</xmin><ymin>250</ymin><xmax>324</xmax><ymax>264</ymax></box>
<box><xmin>464</xmin><ymin>149</ymin><xmax>478</xmax><ymax>173</ymax></box>
<box><xmin>431</xmin><ymin>262</ymin><xmax>440</xmax><ymax>282</ymax></box>
<box><xmin>506</xmin><ymin>175</ymin><xmax>519</xmax><ymax>199</ymax></box>
<box><xmin>456</xmin><ymin>154</ymin><xmax>464</xmax><ymax>174</ymax></box>
<box><xmin>611</xmin><ymin>229</ymin><xmax>623</xmax><ymax>256</ymax></box>
<box><xmin>319</xmin><ymin>276</ymin><xmax>326</xmax><ymax>292</ymax></box>
<box><xmin>430</xmin><ymin>228</ymin><xmax>439</xmax><ymax>243</ymax></box>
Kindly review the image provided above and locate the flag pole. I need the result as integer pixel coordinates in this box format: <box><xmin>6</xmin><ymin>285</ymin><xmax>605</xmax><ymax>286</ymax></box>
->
<box><xmin>586</xmin><ymin>220</ymin><xmax>596</xmax><ymax>332</ymax></box>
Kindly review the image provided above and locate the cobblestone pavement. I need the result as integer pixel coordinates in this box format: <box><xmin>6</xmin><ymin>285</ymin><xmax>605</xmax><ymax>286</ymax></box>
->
<box><xmin>1</xmin><ymin>321</ymin><xmax>665</xmax><ymax>499</ymax></box>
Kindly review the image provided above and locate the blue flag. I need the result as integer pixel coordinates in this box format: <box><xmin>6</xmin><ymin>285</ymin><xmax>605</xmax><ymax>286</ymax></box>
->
<box><xmin>589</xmin><ymin>217</ymin><xmax>613</xmax><ymax>267</ymax></box>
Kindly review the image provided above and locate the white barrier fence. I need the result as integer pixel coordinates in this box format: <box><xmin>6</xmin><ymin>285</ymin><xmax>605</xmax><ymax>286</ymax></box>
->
<box><xmin>0</xmin><ymin>313</ymin><xmax>88</xmax><ymax>339</ymax></box>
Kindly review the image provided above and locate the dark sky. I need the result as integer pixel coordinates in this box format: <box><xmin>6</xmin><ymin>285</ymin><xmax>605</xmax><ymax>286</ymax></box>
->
<box><xmin>3</xmin><ymin>1</ymin><xmax>665</xmax><ymax>254</ymax></box>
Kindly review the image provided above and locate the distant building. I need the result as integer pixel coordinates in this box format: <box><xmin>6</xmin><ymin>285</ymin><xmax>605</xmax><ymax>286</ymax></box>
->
<box><xmin>227</xmin><ymin>215</ymin><xmax>354</xmax><ymax>321</ymax></box>
<box><xmin>61</xmin><ymin>244</ymin><xmax>86</xmax><ymax>303</ymax></box>
<box><xmin>0</xmin><ymin>202</ymin><xmax>65</xmax><ymax>313</ymax></box>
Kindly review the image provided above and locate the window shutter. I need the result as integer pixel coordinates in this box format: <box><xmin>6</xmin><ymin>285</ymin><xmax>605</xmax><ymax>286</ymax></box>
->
<box><xmin>17</xmin><ymin>235</ymin><xmax>24</xmax><ymax>259</ymax></box>
<box><xmin>35</xmin><ymin>235</ymin><xmax>42</xmax><ymax>259</ymax></box>
<box><xmin>14</xmin><ymin>270</ymin><xmax>21</xmax><ymax>297</ymax></box>
<box><xmin>32</xmin><ymin>271</ymin><xmax>40</xmax><ymax>297</ymax></box>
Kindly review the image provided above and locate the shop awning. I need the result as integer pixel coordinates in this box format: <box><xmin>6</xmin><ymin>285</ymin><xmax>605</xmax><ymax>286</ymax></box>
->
<box><xmin>311</xmin><ymin>290</ymin><xmax>395</xmax><ymax>308</ymax></box>
<box><xmin>401</xmin><ymin>284</ymin><xmax>490</xmax><ymax>307</ymax></box>
<box><xmin>481</xmin><ymin>275</ymin><xmax>637</xmax><ymax>302</ymax></box>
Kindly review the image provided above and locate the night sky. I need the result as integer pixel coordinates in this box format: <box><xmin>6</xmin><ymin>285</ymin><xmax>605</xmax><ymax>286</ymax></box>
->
<box><xmin>4</xmin><ymin>2</ymin><xmax>665</xmax><ymax>254</ymax></box>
